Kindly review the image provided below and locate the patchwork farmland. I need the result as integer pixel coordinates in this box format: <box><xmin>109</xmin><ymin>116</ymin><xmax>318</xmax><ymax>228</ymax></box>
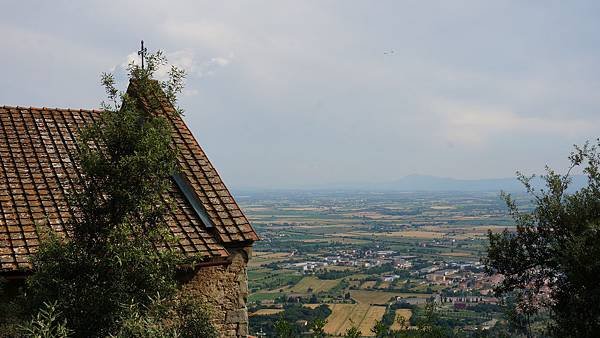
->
<box><xmin>243</xmin><ymin>190</ymin><xmax>516</xmax><ymax>336</ymax></box>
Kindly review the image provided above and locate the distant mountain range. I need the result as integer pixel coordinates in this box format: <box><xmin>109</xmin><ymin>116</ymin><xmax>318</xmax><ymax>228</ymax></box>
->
<box><xmin>234</xmin><ymin>174</ymin><xmax>589</xmax><ymax>193</ymax></box>
<box><xmin>368</xmin><ymin>174</ymin><xmax>588</xmax><ymax>192</ymax></box>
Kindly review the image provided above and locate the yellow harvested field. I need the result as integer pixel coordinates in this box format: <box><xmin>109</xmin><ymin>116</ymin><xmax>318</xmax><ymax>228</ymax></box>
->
<box><xmin>249</xmin><ymin>252</ymin><xmax>292</xmax><ymax>267</ymax></box>
<box><xmin>249</xmin><ymin>308</ymin><xmax>284</xmax><ymax>316</ymax></box>
<box><xmin>357</xmin><ymin>306</ymin><xmax>387</xmax><ymax>335</ymax></box>
<box><xmin>288</xmin><ymin>276</ymin><xmax>340</xmax><ymax>293</ymax></box>
<box><xmin>390</xmin><ymin>309</ymin><xmax>412</xmax><ymax>330</ymax></box>
<box><xmin>350</xmin><ymin>291</ymin><xmax>432</xmax><ymax>305</ymax></box>
<box><xmin>304</xmin><ymin>303</ymin><xmax>321</xmax><ymax>309</ymax></box>
<box><xmin>323</xmin><ymin>304</ymin><xmax>386</xmax><ymax>337</ymax></box>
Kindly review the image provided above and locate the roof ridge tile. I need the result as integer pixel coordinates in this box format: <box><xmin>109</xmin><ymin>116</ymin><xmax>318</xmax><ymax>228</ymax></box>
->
<box><xmin>0</xmin><ymin>105</ymin><xmax>103</xmax><ymax>113</ymax></box>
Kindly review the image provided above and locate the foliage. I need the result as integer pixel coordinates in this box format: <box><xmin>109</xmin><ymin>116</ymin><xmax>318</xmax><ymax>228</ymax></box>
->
<box><xmin>309</xmin><ymin>317</ymin><xmax>327</xmax><ymax>338</ymax></box>
<box><xmin>111</xmin><ymin>306</ymin><xmax>176</xmax><ymax>338</ymax></box>
<box><xmin>315</xmin><ymin>270</ymin><xmax>354</xmax><ymax>280</ymax></box>
<box><xmin>274</xmin><ymin>316</ymin><xmax>293</xmax><ymax>338</ymax></box>
<box><xmin>376</xmin><ymin>304</ymin><xmax>404</xmax><ymax>336</ymax></box>
<box><xmin>18</xmin><ymin>49</ymin><xmax>215</xmax><ymax>338</ymax></box>
<box><xmin>364</xmin><ymin>263</ymin><xmax>396</xmax><ymax>275</ymax></box>
<box><xmin>26</xmin><ymin>226</ymin><xmax>179</xmax><ymax>336</ymax></box>
<box><xmin>110</xmin><ymin>295</ymin><xmax>217</xmax><ymax>338</ymax></box>
<box><xmin>250</xmin><ymin>304</ymin><xmax>331</xmax><ymax>337</ymax></box>
<box><xmin>174</xmin><ymin>295</ymin><xmax>218</xmax><ymax>338</ymax></box>
<box><xmin>371</xmin><ymin>319</ymin><xmax>387</xmax><ymax>338</ymax></box>
<box><xmin>380</xmin><ymin>301</ymin><xmax>452</xmax><ymax>338</ymax></box>
<box><xmin>0</xmin><ymin>278</ymin><xmax>26</xmax><ymax>337</ymax></box>
<box><xmin>498</xmin><ymin>293</ymin><xmax>534</xmax><ymax>337</ymax></box>
<box><xmin>412</xmin><ymin>301</ymin><xmax>455</xmax><ymax>337</ymax></box>
<box><xmin>383</xmin><ymin>301</ymin><xmax>456</xmax><ymax>338</ymax></box>
<box><xmin>484</xmin><ymin>140</ymin><xmax>600</xmax><ymax>337</ymax></box>
<box><xmin>344</xmin><ymin>323</ymin><xmax>361</xmax><ymax>338</ymax></box>
<box><xmin>468</xmin><ymin>303</ymin><xmax>502</xmax><ymax>314</ymax></box>
<box><xmin>20</xmin><ymin>302</ymin><xmax>72</xmax><ymax>338</ymax></box>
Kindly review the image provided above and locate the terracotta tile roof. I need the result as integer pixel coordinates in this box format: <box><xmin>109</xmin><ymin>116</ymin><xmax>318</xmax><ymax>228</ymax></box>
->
<box><xmin>128</xmin><ymin>81</ymin><xmax>259</xmax><ymax>244</ymax></box>
<box><xmin>0</xmin><ymin>101</ymin><xmax>256</xmax><ymax>272</ymax></box>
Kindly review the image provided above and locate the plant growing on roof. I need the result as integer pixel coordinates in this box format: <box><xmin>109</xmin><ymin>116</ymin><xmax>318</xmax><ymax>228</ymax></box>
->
<box><xmin>23</xmin><ymin>49</ymin><xmax>215</xmax><ymax>338</ymax></box>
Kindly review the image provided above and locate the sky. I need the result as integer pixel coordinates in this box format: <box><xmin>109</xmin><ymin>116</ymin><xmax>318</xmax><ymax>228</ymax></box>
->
<box><xmin>1</xmin><ymin>1</ymin><xmax>600</xmax><ymax>189</ymax></box>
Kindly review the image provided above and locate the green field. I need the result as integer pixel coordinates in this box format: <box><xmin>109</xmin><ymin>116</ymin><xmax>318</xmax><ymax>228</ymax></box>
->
<box><xmin>287</xmin><ymin>276</ymin><xmax>341</xmax><ymax>293</ymax></box>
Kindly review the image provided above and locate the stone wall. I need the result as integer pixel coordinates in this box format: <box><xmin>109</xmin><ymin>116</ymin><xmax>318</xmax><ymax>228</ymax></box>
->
<box><xmin>181</xmin><ymin>248</ymin><xmax>250</xmax><ymax>338</ymax></box>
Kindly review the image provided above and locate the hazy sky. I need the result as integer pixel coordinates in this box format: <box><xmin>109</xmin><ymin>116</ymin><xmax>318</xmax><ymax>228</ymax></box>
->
<box><xmin>2</xmin><ymin>1</ymin><xmax>600</xmax><ymax>188</ymax></box>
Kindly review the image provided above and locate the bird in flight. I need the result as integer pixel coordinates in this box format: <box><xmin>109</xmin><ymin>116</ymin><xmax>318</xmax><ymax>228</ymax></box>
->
<box><xmin>384</xmin><ymin>50</ymin><xmax>395</xmax><ymax>55</ymax></box>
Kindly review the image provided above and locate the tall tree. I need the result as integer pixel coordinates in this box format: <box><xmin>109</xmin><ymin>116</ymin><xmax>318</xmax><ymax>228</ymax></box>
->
<box><xmin>485</xmin><ymin>140</ymin><xmax>600</xmax><ymax>337</ymax></box>
<box><xmin>23</xmin><ymin>51</ymin><xmax>214</xmax><ymax>337</ymax></box>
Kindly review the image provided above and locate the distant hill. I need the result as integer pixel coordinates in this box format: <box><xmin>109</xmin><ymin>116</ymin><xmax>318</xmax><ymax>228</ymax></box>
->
<box><xmin>233</xmin><ymin>174</ymin><xmax>589</xmax><ymax>193</ymax></box>
<box><xmin>372</xmin><ymin>174</ymin><xmax>588</xmax><ymax>192</ymax></box>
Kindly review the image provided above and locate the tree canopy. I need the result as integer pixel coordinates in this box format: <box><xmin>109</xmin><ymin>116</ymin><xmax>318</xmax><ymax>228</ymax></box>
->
<box><xmin>485</xmin><ymin>140</ymin><xmax>600</xmax><ymax>337</ymax></box>
<box><xmin>14</xmin><ymin>51</ymin><xmax>216</xmax><ymax>338</ymax></box>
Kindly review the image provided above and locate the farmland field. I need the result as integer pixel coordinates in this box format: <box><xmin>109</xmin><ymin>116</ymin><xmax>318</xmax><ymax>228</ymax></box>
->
<box><xmin>440</xmin><ymin>252</ymin><xmax>472</xmax><ymax>257</ymax></box>
<box><xmin>248</xmin><ymin>251</ymin><xmax>292</xmax><ymax>267</ymax></box>
<box><xmin>249</xmin><ymin>309</ymin><xmax>284</xmax><ymax>317</ymax></box>
<box><xmin>350</xmin><ymin>290</ymin><xmax>433</xmax><ymax>305</ymax></box>
<box><xmin>390</xmin><ymin>309</ymin><xmax>413</xmax><ymax>330</ymax></box>
<box><xmin>323</xmin><ymin>304</ymin><xmax>386</xmax><ymax>336</ymax></box>
<box><xmin>360</xmin><ymin>281</ymin><xmax>377</xmax><ymax>289</ymax></box>
<box><xmin>287</xmin><ymin>276</ymin><xmax>340</xmax><ymax>293</ymax></box>
<box><xmin>378</xmin><ymin>230</ymin><xmax>445</xmax><ymax>239</ymax></box>
<box><xmin>244</xmin><ymin>190</ymin><xmax>517</xmax><ymax>336</ymax></box>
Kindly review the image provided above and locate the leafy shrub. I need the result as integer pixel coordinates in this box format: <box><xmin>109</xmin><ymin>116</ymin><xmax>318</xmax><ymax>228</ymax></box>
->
<box><xmin>20</xmin><ymin>302</ymin><xmax>72</xmax><ymax>338</ymax></box>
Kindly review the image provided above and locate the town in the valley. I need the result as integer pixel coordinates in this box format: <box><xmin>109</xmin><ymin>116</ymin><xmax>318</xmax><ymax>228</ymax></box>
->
<box><xmin>239</xmin><ymin>190</ymin><xmax>522</xmax><ymax>336</ymax></box>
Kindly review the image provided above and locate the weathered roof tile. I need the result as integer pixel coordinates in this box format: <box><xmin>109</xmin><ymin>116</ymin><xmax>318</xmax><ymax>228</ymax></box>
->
<box><xmin>0</xmin><ymin>97</ymin><xmax>257</xmax><ymax>273</ymax></box>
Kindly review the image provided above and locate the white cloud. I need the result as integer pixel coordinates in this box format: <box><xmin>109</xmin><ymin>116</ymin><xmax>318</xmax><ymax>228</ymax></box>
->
<box><xmin>120</xmin><ymin>49</ymin><xmax>233</xmax><ymax>77</ymax></box>
<box><xmin>211</xmin><ymin>57</ymin><xmax>230</xmax><ymax>67</ymax></box>
<box><xmin>432</xmin><ymin>100</ymin><xmax>595</xmax><ymax>147</ymax></box>
<box><xmin>121</xmin><ymin>52</ymin><xmax>140</xmax><ymax>69</ymax></box>
<box><xmin>115</xmin><ymin>50</ymin><xmax>233</xmax><ymax>94</ymax></box>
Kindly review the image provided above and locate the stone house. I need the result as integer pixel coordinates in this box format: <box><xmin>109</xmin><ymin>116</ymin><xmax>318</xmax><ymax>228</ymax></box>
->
<box><xmin>0</xmin><ymin>82</ymin><xmax>258</xmax><ymax>337</ymax></box>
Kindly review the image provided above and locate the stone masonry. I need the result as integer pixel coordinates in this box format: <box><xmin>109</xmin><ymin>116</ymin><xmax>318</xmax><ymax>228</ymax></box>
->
<box><xmin>181</xmin><ymin>248</ymin><xmax>251</xmax><ymax>338</ymax></box>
